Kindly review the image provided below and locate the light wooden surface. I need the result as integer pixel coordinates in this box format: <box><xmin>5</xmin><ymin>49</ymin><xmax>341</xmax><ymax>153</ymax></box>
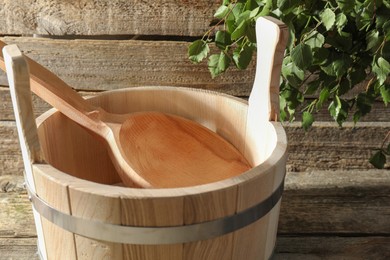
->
<box><xmin>119</xmin><ymin>112</ymin><xmax>250</xmax><ymax>188</ymax></box>
<box><xmin>2</xmin><ymin>44</ymin><xmax>48</xmax><ymax>259</ymax></box>
<box><xmin>0</xmin><ymin>0</ymin><xmax>219</xmax><ymax>36</ymax></box>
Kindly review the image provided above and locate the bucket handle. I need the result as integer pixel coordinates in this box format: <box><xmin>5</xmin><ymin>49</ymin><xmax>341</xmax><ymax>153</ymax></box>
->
<box><xmin>249</xmin><ymin>17</ymin><xmax>289</xmax><ymax>122</ymax></box>
<box><xmin>3</xmin><ymin>45</ymin><xmax>44</xmax><ymax>165</ymax></box>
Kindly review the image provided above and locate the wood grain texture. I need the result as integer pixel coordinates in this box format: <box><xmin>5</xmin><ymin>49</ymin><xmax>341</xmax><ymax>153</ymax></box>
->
<box><xmin>0</xmin><ymin>188</ymin><xmax>36</xmax><ymax>238</ymax></box>
<box><xmin>0</xmin><ymin>0</ymin><xmax>219</xmax><ymax>36</ymax></box>
<box><xmin>0</xmin><ymin>237</ymin><xmax>39</xmax><ymax>260</ymax></box>
<box><xmin>38</xmin><ymin>165</ymin><xmax>124</xmax><ymax>260</ymax></box>
<box><xmin>32</xmin><ymin>166</ymin><xmax>77</xmax><ymax>259</ymax></box>
<box><xmin>0</xmin><ymin>37</ymin><xmax>256</xmax><ymax>96</ymax></box>
<box><xmin>274</xmin><ymin>236</ymin><xmax>390</xmax><ymax>259</ymax></box>
<box><xmin>2</xmin><ymin>46</ymin><xmax>48</xmax><ymax>257</ymax></box>
<box><xmin>286</xmin><ymin>122</ymin><xmax>390</xmax><ymax>172</ymax></box>
<box><xmin>120</xmin><ymin>194</ymin><xmax>184</xmax><ymax>259</ymax></box>
<box><xmin>2</xmin><ymin>236</ymin><xmax>390</xmax><ymax>260</ymax></box>
<box><xmin>36</xmin><ymin>112</ymin><xmax>122</xmax><ymax>184</ymax></box>
<box><xmin>119</xmin><ymin>112</ymin><xmax>250</xmax><ymax>188</ymax></box>
<box><xmin>279</xmin><ymin>170</ymin><xmax>390</xmax><ymax>234</ymax></box>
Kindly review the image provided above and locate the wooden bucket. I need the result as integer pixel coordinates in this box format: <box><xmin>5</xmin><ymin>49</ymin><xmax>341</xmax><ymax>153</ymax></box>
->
<box><xmin>6</xmin><ymin>17</ymin><xmax>288</xmax><ymax>259</ymax></box>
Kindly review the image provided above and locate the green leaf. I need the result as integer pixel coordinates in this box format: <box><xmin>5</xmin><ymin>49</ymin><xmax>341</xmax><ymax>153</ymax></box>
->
<box><xmin>188</xmin><ymin>40</ymin><xmax>210</xmax><ymax>63</ymax></box>
<box><xmin>369</xmin><ymin>150</ymin><xmax>386</xmax><ymax>169</ymax></box>
<box><xmin>304</xmin><ymin>31</ymin><xmax>325</xmax><ymax>49</ymax></box>
<box><xmin>329</xmin><ymin>96</ymin><xmax>349</xmax><ymax>126</ymax></box>
<box><xmin>233</xmin><ymin>43</ymin><xmax>254</xmax><ymax>70</ymax></box>
<box><xmin>226</xmin><ymin>19</ymin><xmax>237</xmax><ymax>34</ymax></box>
<box><xmin>326</xmin><ymin>31</ymin><xmax>352</xmax><ymax>51</ymax></box>
<box><xmin>305</xmin><ymin>80</ymin><xmax>321</xmax><ymax>95</ymax></box>
<box><xmin>231</xmin><ymin>20</ymin><xmax>248</xmax><ymax>40</ymax></box>
<box><xmin>333</xmin><ymin>58</ymin><xmax>351</xmax><ymax>77</ymax></box>
<box><xmin>356</xmin><ymin>3</ymin><xmax>374</xmax><ymax>31</ymax></box>
<box><xmin>366</xmin><ymin>29</ymin><xmax>383</xmax><ymax>52</ymax></box>
<box><xmin>335</xmin><ymin>13</ymin><xmax>348</xmax><ymax>32</ymax></box>
<box><xmin>321</xmin><ymin>56</ymin><xmax>351</xmax><ymax>78</ymax></box>
<box><xmin>316</xmin><ymin>87</ymin><xmax>330</xmax><ymax>110</ymax></box>
<box><xmin>355</xmin><ymin>92</ymin><xmax>374</xmax><ymax>117</ymax></box>
<box><xmin>337</xmin><ymin>77</ymin><xmax>351</xmax><ymax>96</ymax></box>
<box><xmin>215</xmin><ymin>31</ymin><xmax>232</xmax><ymax>50</ymax></box>
<box><xmin>281</xmin><ymin>85</ymin><xmax>304</xmax><ymax>114</ymax></box>
<box><xmin>372</xmin><ymin>57</ymin><xmax>390</xmax><ymax>85</ymax></box>
<box><xmin>380</xmin><ymin>84</ymin><xmax>390</xmax><ymax>105</ymax></box>
<box><xmin>313</xmin><ymin>48</ymin><xmax>329</xmax><ymax>65</ymax></box>
<box><xmin>336</xmin><ymin>0</ymin><xmax>355</xmax><ymax>12</ymax></box>
<box><xmin>249</xmin><ymin>7</ymin><xmax>260</xmax><ymax>19</ymax></box>
<box><xmin>246</xmin><ymin>0</ymin><xmax>260</xmax><ymax>10</ymax></box>
<box><xmin>320</xmin><ymin>8</ymin><xmax>336</xmax><ymax>31</ymax></box>
<box><xmin>279</xmin><ymin>94</ymin><xmax>288</xmax><ymax>121</ymax></box>
<box><xmin>348</xmin><ymin>65</ymin><xmax>368</xmax><ymax>86</ymax></box>
<box><xmin>282</xmin><ymin>62</ymin><xmax>305</xmax><ymax>87</ymax></box>
<box><xmin>208</xmin><ymin>52</ymin><xmax>231</xmax><ymax>78</ymax></box>
<box><xmin>383</xmin><ymin>20</ymin><xmax>390</xmax><ymax>41</ymax></box>
<box><xmin>257</xmin><ymin>0</ymin><xmax>273</xmax><ymax>17</ymax></box>
<box><xmin>277</xmin><ymin>0</ymin><xmax>300</xmax><ymax>14</ymax></box>
<box><xmin>214</xmin><ymin>5</ymin><xmax>230</xmax><ymax>19</ymax></box>
<box><xmin>290</xmin><ymin>43</ymin><xmax>313</xmax><ymax>70</ymax></box>
<box><xmin>232</xmin><ymin>2</ymin><xmax>244</xmax><ymax>20</ymax></box>
<box><xmin>302</xmin><ymin>111</ymin><xmax>314</xmax><ymax>130</ymax></box>
<box><xmin>236</xmin><ymin>10</ymin><xmax>251</xmax><ymax>26</ymax></box>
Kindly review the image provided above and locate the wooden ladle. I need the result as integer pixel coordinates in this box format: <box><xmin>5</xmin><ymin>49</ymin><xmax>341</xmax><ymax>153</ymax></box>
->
<box><xmin>1</xmin><ymin>42</ymin><xmax>251</xmax><ymax>188</ymax></box>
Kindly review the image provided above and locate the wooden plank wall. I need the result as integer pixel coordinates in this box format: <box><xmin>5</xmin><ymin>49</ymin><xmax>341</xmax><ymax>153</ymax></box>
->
<box><xmin>1</xmin><ymin>1</ymin><xmax>389</xmax><ymax>259</ymax></box>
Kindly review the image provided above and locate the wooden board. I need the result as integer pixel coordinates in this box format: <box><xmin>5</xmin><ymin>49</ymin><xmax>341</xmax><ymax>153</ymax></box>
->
<box><xmin>279</xmin><ymin>170</ymin><xmax>390</xmax><ymax>234</ymax></box>
<box><xmin>286</xmin><ymin>121</ymin><xmax>390</xmax><ymax>172</ymax></box>
<box><xmin>274</xmin><ymin>236</ymin><xmax>390</xmax><ymax>259</ymax></box>
<box><xmin>0</xmin><ymin>237</ymin><xmax>39</xmax><ymax>260</ymax></box>
<box><xmin>2</xmin><ymin>236</ymin><xmax>390</xmax><ymax>260</ymax></box>
<box><xmin>0</xmin><ymin>37</ymin><xmax>255</xmax><ymax>96</ymax></box>
<box><xmin>0</xmin><ymin>121</ymin><xmax>24</xmax><ymax>177</ymax></box>
<box><xmin>0</xmin><ymin>0</ymin><xmax>219</xmax><ymax>36</ymax></box>
<box><xmin>0</xmin><ymin>180</ymin><xmax>36</xmax><ymax>238</ymax></box>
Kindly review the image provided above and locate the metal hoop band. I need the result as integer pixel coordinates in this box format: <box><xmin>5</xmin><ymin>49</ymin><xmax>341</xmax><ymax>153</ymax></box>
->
<box><xmin>26</xmin><ymin>179</ymin><xmax>284</xmax><ymax>245</ymax></box>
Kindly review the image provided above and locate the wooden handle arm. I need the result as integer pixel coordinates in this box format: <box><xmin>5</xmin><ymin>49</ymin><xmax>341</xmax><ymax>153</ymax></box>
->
<box><xmin>0</xmin><ymin>41</ymin><xmax>108</xmax><ymax>135</ymax></box>
<box><xmin>3</xmin><ymin>44</ymin><xmax>44</xmax><ymax>164</ymax></box>
<box><xmin>249</xmin><ymin>17</ymin><xmax>289</xmax><ymax>122</ymax></box>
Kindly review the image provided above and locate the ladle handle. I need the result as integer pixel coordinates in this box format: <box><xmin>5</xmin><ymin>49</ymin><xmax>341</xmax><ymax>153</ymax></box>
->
<box><xmin>0</xmin><ymin>41</ymin><xmax>106</xmax><ymax>134</ymax></box>
<box><xmin>249</xmin><ymin>17</ymin><xmax>289</xmax><ymax>122</ymax></box>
